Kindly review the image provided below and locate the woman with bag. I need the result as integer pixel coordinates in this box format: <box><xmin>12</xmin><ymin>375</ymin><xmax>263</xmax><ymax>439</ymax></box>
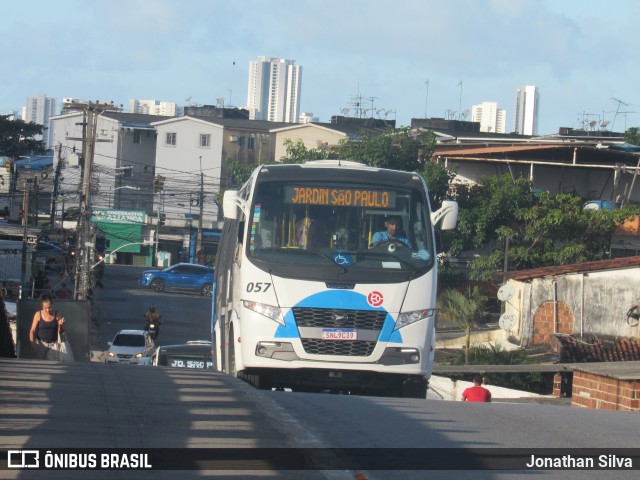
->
<box><xmin>29</xmin><ymin>294</ymin><xmax>65</xmax><ymax>361</ymax></box>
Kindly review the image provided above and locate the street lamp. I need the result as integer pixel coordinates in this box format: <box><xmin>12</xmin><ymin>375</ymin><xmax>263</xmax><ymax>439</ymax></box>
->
<box><xmin>109</xmin><ymin>185</ymin><xmax>140</xmax><ymax>209</ymax></box>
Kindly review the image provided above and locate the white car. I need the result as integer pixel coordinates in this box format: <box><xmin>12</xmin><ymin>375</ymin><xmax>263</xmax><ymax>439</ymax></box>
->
<box><xmin>105</xmin><ymin>329</ymin><xmax>155</xmax><ymax>364</ymax></box>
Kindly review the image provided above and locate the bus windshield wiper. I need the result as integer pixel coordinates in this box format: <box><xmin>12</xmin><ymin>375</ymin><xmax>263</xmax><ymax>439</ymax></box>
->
<box><xmin>355</xmin><ymin>250</ymin><xmax>419</xmax><ymax>276</ymax></box>
<box><xmin>256</xmin><ymin>248</ymin><xmax>347</xmax><ymax>273</ymax></box>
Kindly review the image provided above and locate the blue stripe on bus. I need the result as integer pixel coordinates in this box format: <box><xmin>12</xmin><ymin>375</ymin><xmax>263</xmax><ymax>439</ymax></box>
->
<box><xmin>274</xmin><ymin>290</ymin><xmax>403</xmax><ymax>343</ymax></box>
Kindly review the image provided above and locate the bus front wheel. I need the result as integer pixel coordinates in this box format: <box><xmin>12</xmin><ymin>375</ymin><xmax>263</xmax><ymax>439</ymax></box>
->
<box><xmin>401</xmin><ymin>377</ymin><xmax>428</xmax><ymax>399</ymax></box>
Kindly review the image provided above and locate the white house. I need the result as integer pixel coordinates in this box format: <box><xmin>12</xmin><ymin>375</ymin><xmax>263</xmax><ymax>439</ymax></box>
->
<box><xmin>149</xmin><ymin>116</ymin><xmax>226</xmax><ymax>227</ymax></box>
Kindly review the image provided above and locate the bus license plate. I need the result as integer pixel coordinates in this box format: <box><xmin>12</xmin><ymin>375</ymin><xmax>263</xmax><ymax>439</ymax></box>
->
<box><xmin>322</xmin><ymin>328</ymin><xmax>356</xmax><ymax>340</ymax></box>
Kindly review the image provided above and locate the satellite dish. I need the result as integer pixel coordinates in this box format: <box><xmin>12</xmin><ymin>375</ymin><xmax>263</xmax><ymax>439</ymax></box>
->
<box><xmin>499</xmin><ymin>313</ymin><xmax>517</xmax><ymax>332</ymax></box>
<box><xmin>497</xmin><ymin>284</ymin><xmax>515</xmax><ymax>302</ymax></box>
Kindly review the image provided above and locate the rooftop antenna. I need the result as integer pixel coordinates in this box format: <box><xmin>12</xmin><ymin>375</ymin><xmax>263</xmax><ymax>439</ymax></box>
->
<box><xmin>366</xmin><ymin>97</ymin><xmax>376</xmax><ymax>117</ymax></box>
<box><xmin>619</xmin><ymin>111</ymin><xmax>637</xmax><ymax>132</ymax></box>
<box><xmin>424</xmin><ymin>79</ymin><xmax>430</xmax><ymax>118</ymax></box>
<box><xmin>611</xmin><ymin>97</ymin><xmax>629</xmax><ymax>132</ymax></box>
<box><xmin>229</xmin><ymin>61</ymin><xmax>236</xmax><ymax>106</ymax></box>
<box><xmin>457</xmin><ymin>80</ymin><xmax>463</xmax><ymax>120</ymax></box>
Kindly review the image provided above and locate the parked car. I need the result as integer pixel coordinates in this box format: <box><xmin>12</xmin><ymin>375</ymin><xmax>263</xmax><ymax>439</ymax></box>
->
<box><xmin>105</xmin><ymin>329</ymin><xmax>155</xmax><ymax>364</ymax></box>
<box><xmin>151</xmin><ymin>341</ymin><xmax>214</xmax><ymax>369</ymax></box>
<box><xmin>139</xmin><ymin>263</ymin><xmax>214</xmax><ymax>296</ymax></box>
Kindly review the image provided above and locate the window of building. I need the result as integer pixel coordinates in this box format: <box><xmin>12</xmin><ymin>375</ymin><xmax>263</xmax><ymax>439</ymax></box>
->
<box><xmin>166</xmin><ymin>132</ymin><xmax>176</xmax><ymax>146</ymax></box>
<box><xmin>199</xmin><ymin>133</ymin><xmax>211</xmax><ymax>148</ymax></box>
<box><xmin>247</xmin><ymin>136</ymin><xmax>255</xmax><ymax>151</ymax></box>
<box><xmin>133</xmin><ymin>131</ymin><xmax>141</xmax><ymax>144</ymax></box>
<box><xmin>238</xmin><ymin>136</ymin><xmax>246</xmax><ymax>149</ymax></box>
<box><xmin>123</xmin><ymin>165</ymin><xmax>133</xmax><ymax>178</ymax></box>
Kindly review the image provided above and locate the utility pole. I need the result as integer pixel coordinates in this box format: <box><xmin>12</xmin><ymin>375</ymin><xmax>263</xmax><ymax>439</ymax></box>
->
<box><xmin>32</xmin><ymin>176</ymin><xmax>38</xmax><ymax>226</ymax></box>
<box><xmin>49</xmin><ymin>143</ymin><xmax>63</xmax><ymax>234</ymax></box>
<box><xmin>196</xmin><ymin>157</ymin><xmax>204</xmax><ymax>264</ymax></box>
<box><xmin>20</xmin><ymin>182</ymin><xmax>30</xmax><ymax>297</ymax></box>
<box><xmin>65</xmin><ymin>102</ymin><xmax>115</xmax><ymax>299</ymax></box>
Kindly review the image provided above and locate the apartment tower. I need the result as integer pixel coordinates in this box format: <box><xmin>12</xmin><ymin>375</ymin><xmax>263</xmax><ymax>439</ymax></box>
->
<box><xmin>246</xmin><ymin>56</ymin><xmax>302</xmax><ymax>123</ymax></box>
<box><xmin>471</xmin><ymin>101</ymin><xmax>507</xmax><ymax>133</ymax></box>
<box><xmin>22</xmin><ymin>93</ymin><xmax>57</xmax><ymax>149</ymax></box>
<box><xmin>513</xmin><ymin>85</ymin><xmax>539</xmax><ymax>135</ymax></box>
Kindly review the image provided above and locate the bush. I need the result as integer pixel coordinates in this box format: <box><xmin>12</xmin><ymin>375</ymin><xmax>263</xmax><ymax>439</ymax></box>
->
<box><xmin>444</xmin><ymin>344</ymin><xmax>554</xmax><ymax>394</ymax></box>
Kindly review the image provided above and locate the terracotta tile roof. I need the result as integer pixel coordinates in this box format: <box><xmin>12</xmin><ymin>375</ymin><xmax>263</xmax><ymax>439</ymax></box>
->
<box><xmin>554</xmin><ymin>335</ymin><xmax>640</xmax><ymax>363</ymax></box>
<box><xmin>503</xmin><ymin>256</ymin><xmax>640</xmax><ymax>281</ymax></box>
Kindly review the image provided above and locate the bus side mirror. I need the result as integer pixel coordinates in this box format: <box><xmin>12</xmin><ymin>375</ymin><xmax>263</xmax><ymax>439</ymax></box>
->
<box><xmin>431</xmin><ymin>200</ymin><xmax>458</xmax><ymax>230</ymax></box>
<box><xmin>223</xmin><ymin>190</ymin><xmax>240</xmax><ymax>220</ymax></box>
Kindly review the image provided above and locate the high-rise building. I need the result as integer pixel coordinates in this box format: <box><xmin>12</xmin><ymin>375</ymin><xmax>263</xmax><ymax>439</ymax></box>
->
<box><xmin>513</xmin><ymin>85</ymin><xmax>539</xmax><ymax>135</ymax></box>
<box><xmin>246</xmin><ymin>56</ymin><xmax>302</xmax><ymax>123</ymax></box>
<box><xmin>129</xmin><ymin>99</ymin><xmax>177</xmax><ymax>116</ymax></box>
<box><xmin>22</xmin><ymin>93</ymin><xmax>57</xmax><ymax>149</ymax></box>
<box><xmin>471</xmin><ymin>102</ymin><xmax>507</xmax><ymax>133</ymax></box>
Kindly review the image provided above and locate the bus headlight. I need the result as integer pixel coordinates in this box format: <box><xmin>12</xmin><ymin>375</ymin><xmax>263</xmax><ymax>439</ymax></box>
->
<box><xmin>394</xmin><ymin>309</ymin><xmax>435</xmax><ymax>331</ymax></box>
<box><xmin>243</xmin><ymin>301</ymin><xmax>284</xmax><ymax>325</ymax></box>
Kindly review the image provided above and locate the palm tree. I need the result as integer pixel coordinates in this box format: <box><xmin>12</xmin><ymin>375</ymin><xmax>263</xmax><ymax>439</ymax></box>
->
<box><xmin>437</xmin><ymin>287</ymin><xmax>488</xmax><ymax>364</ymax></box>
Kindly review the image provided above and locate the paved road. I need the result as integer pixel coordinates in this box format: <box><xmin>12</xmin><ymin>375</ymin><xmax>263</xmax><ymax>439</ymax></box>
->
<box><xmin>2</xmin><ymin>265</ymin><xmax>640</xmax><ymax>479</ymax></box>
<box><xmin>0</xmin><ymin>358</ymin><xmax>339</xmax><ymax>480</ymax></box>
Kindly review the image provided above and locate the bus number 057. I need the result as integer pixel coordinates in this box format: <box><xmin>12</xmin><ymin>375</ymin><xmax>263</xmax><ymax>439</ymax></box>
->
<box><xmin>246</xmin><ymin>282</ymin><xmax>272</xmax><ymax>293</ymax></box>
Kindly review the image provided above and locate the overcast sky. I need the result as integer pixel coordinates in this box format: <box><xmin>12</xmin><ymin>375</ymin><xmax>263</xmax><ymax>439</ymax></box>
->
<box><xmin>2</xmin><ymin>0</ymin><xmax>639</xmax><ymax>135</ymax></box>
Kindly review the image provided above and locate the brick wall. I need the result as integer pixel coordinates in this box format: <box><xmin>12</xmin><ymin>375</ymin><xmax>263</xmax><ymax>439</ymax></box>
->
<box><xmin>532</xmin><ymin>301</ymin><xmax>574</xmax><ymax>346</ymax></box>
<box><xmin>571</xmin><ymin>371</ymin><xmax>640</xmax><ymax>411</ymax></box>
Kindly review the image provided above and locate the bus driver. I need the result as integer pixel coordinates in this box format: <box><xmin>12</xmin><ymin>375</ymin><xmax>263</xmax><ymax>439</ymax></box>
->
<box><xmin>369</xmin><ymin>215</ymin><xmax>412</xmax><ymax>248</ymax></box>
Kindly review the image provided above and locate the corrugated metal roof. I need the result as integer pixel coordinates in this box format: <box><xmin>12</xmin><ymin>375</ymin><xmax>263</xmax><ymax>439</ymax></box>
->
<box><xmin>504</xmin><ymin>256</ymin><xmax>640</xmax><ymax>281</ymax></box>
<box><xmin>435</xmin><ymin>144</ymin><xmax>569</xmax><ymax>156</ymax></box>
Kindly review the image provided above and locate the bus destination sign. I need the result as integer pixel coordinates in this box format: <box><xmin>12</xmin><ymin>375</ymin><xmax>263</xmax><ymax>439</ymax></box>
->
<box><xmin>285</xmin><ymin>186</ymin><xmax>396</xmax><ymax>208</ymax></box>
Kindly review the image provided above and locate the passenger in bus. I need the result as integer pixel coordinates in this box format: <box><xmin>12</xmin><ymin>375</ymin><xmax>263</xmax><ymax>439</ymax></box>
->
<box><xmin>296</xmin><ymin>210</ymin><xmax>330</xmax><ymax>249</ymax></box>
<box><xmin>369</xmin><ymin>215</ymin><xmax>412</xmax><ymax>248</ymax></box>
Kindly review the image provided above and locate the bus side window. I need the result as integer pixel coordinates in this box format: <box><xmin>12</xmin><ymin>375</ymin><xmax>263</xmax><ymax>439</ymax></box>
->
<box><xmin>238</xmin><ymin>221</ymin><xmax>244</xmax><ymax>243</ymax></box>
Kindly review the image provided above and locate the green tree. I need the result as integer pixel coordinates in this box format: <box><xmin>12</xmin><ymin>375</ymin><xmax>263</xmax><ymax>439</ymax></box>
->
<box><xmin>278</xmin><ymin>138</ymin><xmax>331</xmax><ymax>163</ymax></box>
<box><xmin>420</xmin><ymin>160</ymin><xmax>457</xmax><ymax>209</ymax></box>
<box><xmin>437</xmin><ymin>287</ymin><xmax>488</xmax><ymax>364</ymax></box>
<box><xmin>337</xmin><ymin>127</ymin><xmax>435</xmax><ymax>172</ymax></box>
<box><xmin>0</xmin><ymin>115</ymin><xmax>46</xmax><ymax>157</ymax></box>
<box><xmin>624</xmin><ymin>126</ymin><xmax>640</xmax><ymax>145</ymax></box>
<box><xmin>447</xmin><ymin>174</ymin><xmax>537</xmax><ymax>257</ymax></box>
<box><xmin>453</xmin><ymin>175</ymin><xmax>640</xmax><ymax>281</ymax></box>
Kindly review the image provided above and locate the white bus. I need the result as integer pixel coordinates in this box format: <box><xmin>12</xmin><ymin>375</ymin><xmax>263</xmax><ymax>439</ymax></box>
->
<box><xmin>213</xmin><ymin>160</ymin><xmax>458</xmax><ymax>397</ymax></box>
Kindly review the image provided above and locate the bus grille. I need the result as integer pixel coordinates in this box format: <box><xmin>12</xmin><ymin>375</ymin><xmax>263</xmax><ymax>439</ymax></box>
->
<box><xmin>293</xmin><ymin>307</ymin><xmax>386</xmax><ymax>357</ymax></box>
<box><xmin>292</xmin><ymin>308</ymin><xmax>386</xmax><ymax>330</ymax></box>
<box><xmin>301</xmin><ymin>339</ymin><xmax>376</xmax><ymax>356</ymax></box>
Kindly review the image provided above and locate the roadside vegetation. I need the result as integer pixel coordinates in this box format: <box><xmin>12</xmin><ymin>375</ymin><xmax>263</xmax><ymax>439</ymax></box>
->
<box><xmin>441</xmin><ymin>344</ymin><xmax>555</xmax><ymax>394</ymax></box>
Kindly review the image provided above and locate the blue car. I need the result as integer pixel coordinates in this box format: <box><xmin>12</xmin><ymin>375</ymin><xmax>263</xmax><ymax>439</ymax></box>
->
<box><xmin>140</xmin><ymin>263</ymin><xmax>214</xmax><ymax>296</ymax></box>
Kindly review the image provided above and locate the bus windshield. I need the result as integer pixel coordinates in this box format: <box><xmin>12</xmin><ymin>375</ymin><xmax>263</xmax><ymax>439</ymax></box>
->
<box><xmin>246</xmin><ymin>181</ymin><xmax>435</xmax><ymax>283</ymax></box>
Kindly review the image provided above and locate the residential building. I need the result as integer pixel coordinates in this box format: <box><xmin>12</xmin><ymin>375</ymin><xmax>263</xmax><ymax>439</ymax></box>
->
<box><xmin>50</xmin><ymin>111</ymin><xmax>167</xmax><ymax>262</ymax></box>
<box><xmin>246</xmin><ymin>56</ymin><xmax>302</xmax><ymax>123</ymax></box>
<box><xmin>50</xmin><ymin>111</ymin><xmax>163</xmax><ymax>213</ymax></box>
<box><xmin>299</xmin><ymin>112</ymin><xmax>318</xmax><ymax>124</ymax></box>
<box><xmin>272</xmin><ymin>116</ymin><xmax>392</xmax><ymax>161</ymax></box>
<box><xmin>22</xmin><ymin>93</ymin><xmax>57</xmax><ymax>149</ymax></box>
<box><xmin>471</xmin><ymin>102</ymin><xmax>506</xmax><ymax>133</ymax></box>
<box><xmin>513</xmin><ymin>85</ymin><xmax>539</xmax><ymax>135</ymax></box>
<box><xmin>129</xmin><ymin>99</ymin><xmax>178</xmax><ymax>117</ymax></box>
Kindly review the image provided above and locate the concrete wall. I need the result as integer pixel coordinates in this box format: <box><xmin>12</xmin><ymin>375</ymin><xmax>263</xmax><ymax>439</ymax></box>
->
<box><xmin>505</xmin><ymin>267</ymin><xmax>640</xmax><ymax>347</ymax></box>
